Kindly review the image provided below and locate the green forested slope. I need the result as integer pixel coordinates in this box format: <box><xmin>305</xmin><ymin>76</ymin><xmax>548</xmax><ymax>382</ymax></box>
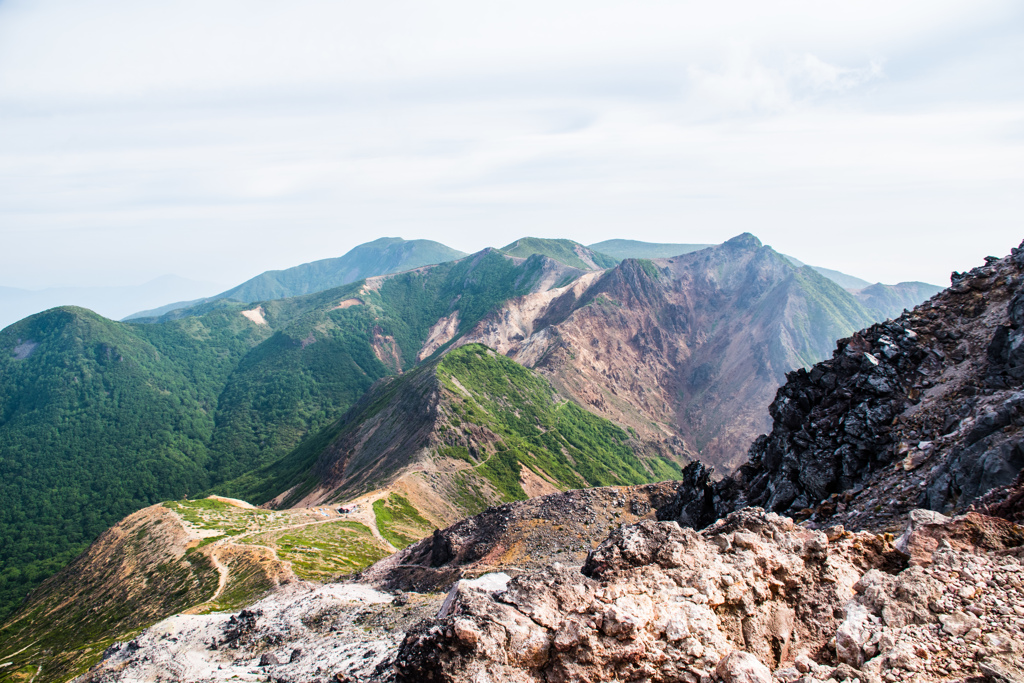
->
<box><xmin>0</xmin><ymin>307</ymin><xmax>269</xmax><ymax>623</ymax></box>
<box><xmin>0</xmin><ymin>249</ymin><xmax>558</xmax><ymax>623</ymax></box>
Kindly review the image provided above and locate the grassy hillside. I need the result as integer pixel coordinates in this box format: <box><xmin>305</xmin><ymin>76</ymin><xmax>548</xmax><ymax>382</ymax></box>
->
<box><xmin>222</xmin><ymin>344</ymin><xmax>682</xmax><ymax>513</ymax></box>
<box><xmin>0</xmin><ymin>499</ymin><xmax>394</xmax><ymax>683</ymax></box>
<box><xmin>501</xmin><ymin>237</ymin><xmax>618</xmax><ymax>270</ymax></box>
<box><xmin>436</xmin><ymin>345</ymin><xmax>683</xmax><ymax>492</ymax></box>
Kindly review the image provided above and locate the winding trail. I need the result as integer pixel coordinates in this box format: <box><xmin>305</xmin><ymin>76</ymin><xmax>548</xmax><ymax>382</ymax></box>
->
<box><xmin>207</xmin><ymin>549</ymin><xmax>230</xmax><ymax>603</ymax></box>
<box><xmin>197</xmin><ymin>498</ymin><xmax>401</xmax><ymax>604</ymax></box>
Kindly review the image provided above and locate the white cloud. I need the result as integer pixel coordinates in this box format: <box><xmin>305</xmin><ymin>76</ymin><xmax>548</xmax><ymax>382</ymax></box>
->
<box><xmin>793</xmin><ymin>54</ymin><xmax>884</xmax><ymax>94</ymax></box>
<box><xmin>0</xmin><ymin>0</ymin><xmax>1022</xmax><ymax>290</ymax></box>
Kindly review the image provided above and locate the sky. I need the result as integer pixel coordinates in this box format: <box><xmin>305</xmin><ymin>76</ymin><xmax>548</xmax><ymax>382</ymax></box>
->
<box><xmin>0</xmin><ymin>0</ymin><xmax>1022</xmax><ymax>293</ymax></box>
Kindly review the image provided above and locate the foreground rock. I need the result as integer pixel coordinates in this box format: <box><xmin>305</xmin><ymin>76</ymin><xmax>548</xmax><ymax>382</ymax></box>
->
<box><xmin>78</xmin><ymin>582</ymin><xmax>443</xmax><ymax>683</ymax></box>
<box><xmin>359</xmin><ymin>481</ymin><xmax>688</xmax><ymax>593</ymax></box>
<box><xmin>395</xmin><ymin>508</ymin><xmax>1024</xmax><ymax>683</ymax></box>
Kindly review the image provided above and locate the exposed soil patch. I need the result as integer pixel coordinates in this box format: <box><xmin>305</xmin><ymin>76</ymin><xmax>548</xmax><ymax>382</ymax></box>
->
<box><xmin>333</xmin><ymin>298</ymin><xmax>363</xmax><ymax>310</ymax></box>
<box><xmin>240</xmin><ymin>306</ymin><xmax>268</xmax><ymax>326</ymax></box>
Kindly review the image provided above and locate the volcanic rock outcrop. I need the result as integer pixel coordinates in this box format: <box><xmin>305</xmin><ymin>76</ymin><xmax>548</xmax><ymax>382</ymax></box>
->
<box><xmin>394</xmin><ymin>508</ymin><xmax>1024</xmax><ymax>683</ymax></box>
<box><xmin>358</xmin><ymin>482</ymin><xmax>689</xmax><ymax>593</ymax></box>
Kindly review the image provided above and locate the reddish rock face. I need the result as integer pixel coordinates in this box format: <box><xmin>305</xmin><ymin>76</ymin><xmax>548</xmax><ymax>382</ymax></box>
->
<box><xmin>462</xmin><ymin>235</ymin><xmax>882</xmax><ymax>472</ymax></box>
<box><xmin>394</xmin><ymin>509</ymin><xmax>1024</xmax><ymax>683</ymax></box>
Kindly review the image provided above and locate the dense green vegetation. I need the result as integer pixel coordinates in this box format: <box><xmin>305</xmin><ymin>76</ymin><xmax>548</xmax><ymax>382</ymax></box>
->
<box><xmin>372</xmin><ymin>494</ymin><xmax>434</xmax><ymax>549</ymax></box>
<box><xmin>438</xmin><ymin>344</ymin><xmax>682</xmax><ymax>496</ymax></box>
<box><xmin>500</xmin><ymin>237</ymin><xmax>618</xmax><ymax>270</ymax></box>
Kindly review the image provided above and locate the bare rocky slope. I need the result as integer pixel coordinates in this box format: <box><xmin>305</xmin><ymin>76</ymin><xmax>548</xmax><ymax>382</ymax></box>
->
<box><xmin>396</xmin><ymin>508</ymin><xmax>1024</xmax><ymax>683</ymax></box>
<box><xmin>461</xmin><ymin>234</ymin><xmax>885</xmax><ymax>470</ymax></box>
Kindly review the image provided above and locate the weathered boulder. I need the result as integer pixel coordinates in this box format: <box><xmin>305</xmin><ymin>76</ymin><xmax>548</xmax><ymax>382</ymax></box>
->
<box><xmin>715</xmin><ymin>650</ymin><xmax>771</xmax><ymax>683</ymax></box>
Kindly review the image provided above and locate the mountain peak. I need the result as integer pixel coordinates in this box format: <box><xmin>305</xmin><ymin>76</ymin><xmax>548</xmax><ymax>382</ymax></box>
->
<box><xmin>722</xmin><ymin>232</ymin><xmax>763</xmax><ymax>250</ymax></box>
<box><xmin>499</xmin><ymin>237</ymin><xmax>618</xmax><ymax>271</ymax></box>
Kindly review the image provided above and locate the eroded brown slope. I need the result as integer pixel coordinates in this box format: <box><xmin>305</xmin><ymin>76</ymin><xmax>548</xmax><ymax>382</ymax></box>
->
<box><xmin>461</xmin><ymin>233</ymin><xmax>877</xmax><ymax>471</ymax></box>
<box><xmin>0</xmin><ymin>505</ymin><xmax>223</xmax><ymax>681</ymax></box>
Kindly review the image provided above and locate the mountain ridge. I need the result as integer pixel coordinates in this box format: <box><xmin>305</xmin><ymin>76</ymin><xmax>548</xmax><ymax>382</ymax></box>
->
<box><xmin>500</xmin><ymin>237</ymin><xmax>618</xmax><ymax>271</ymax></box>
<box><xmin>3</xmin><ymin>238</ymin><xmax>1019</xmax><ymax>683</ymax></box>
<box><xmin>458</xmin><ymin>234</ymin><xmax>884</xmax><ymax>469</ymax></box>
<box><xmin>125</xmin><ymin>237</ymin><xmax>467</xmax><ymax>320</ymax></box>
<box><xmin>219</xmin><ymin>343</ymin><xmax>682</xmax><ymax>520</ymax></box>
<box><xmin>0</xmin><ymin>248</ymin><xmax>570</xmax><ymax>624</ymax></box>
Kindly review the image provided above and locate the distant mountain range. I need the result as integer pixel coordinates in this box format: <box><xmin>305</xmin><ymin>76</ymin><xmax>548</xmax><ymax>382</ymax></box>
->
<box><xmin>589</xmin><ymin>239</ymin><xmax>713</xmax><ymax>260</ymax></box>
<box><xmin>120</xmin><ymin>236</ymin><xmax>939</xmax><ymax>323</ymax></box>
<box><xmin>125</xmin><ymin>237</ymin><xmax>466</xmax><ymax>320</ymax></box>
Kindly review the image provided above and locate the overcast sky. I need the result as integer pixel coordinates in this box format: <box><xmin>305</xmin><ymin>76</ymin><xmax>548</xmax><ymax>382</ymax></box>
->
<box><xmin>1</xmin><ymin>0</ymin><xmax>1022</xmax><ymax>291</ymax></box>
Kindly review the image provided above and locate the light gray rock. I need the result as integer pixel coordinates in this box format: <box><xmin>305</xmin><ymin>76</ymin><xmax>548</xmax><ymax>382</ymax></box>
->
<box><xmin>716</xmin><ymin>650</ymin><xmax>772</xmax><ymax>683</ymax></box>
<box><xmin>939</xmin><ymin>610</ymin><xmax>981</xmax><ymax>637</ymax></box>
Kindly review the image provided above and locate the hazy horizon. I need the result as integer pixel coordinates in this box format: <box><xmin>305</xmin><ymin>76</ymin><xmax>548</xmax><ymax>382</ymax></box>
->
<box><xmin>2</xmin><ymin>1</ymin><xmax>1022</xmax><ymax>291</ymax></box>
